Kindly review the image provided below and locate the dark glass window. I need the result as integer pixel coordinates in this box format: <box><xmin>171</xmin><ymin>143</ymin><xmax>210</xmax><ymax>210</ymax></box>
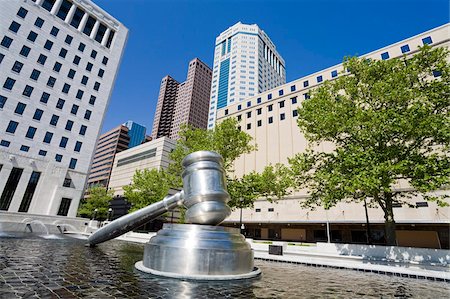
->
<box><xmin>78</xmin><ymin>42</ymin><xmax>85</xmax><ymax>52</ymax></box>
<box><xmin>55</xmin><ymin>154</ymin><xmax>63</xmax><ymax>162</ymax></box>
<box><xmin>34</xmin><ymin>17</ymin><xmax>44</xmax><ymax>28</ymax></box>
<box><xmin>257</xmin><ymin>97</ymin><xmax>261</xmax><ymax>104</ymax></box>
<box><xmin>62</xmin><ymin>83</ymin><xmax>70</xmax><ymax>94</ymax></box>
<box><xmin>257</xmin><ymin>120</ymin><xmax>262</xmax><ymax>127</ymax></box>
<box><xmin>30</xmin><ymin>69</ymin><xmax>41</xmax><ymax>80</ymax></box>
<box><xmin>47</xmin><ymin>76</ymin><xmax>56</xmax><ymax>87</ymax></box>
<box><xmin>246</xmin><ymin>123</ymin><xmax>251</xmax><ymax>130</ymax></box>
<box><xmin>422</xmin><ymin>36</ymin><xmax>433</xmax><ymax>45</ymax></box>
<box><xmin>247</xmin><ymin>101</ymin><xmax>251</xmax><ymax>108</ymax></box>
<box><xmin>44</xmin><ymin>40</ymin><xmax>53</xmax><ymax>50</ymax></box>
<box><xmin>38</xmin><ymin>150</ymin><xmax>47</xmax><ymax>156</ymax></box>
<box><xmin>3</xmin><ymin>77</ymin><xmax>16</xmax><ymax>90</ymax></box>
<box><xmin>56</xmin><ymin>99</ymin><xmax>65</xmax><ymax>109</ymax></box>
<box><xmin>84</xmin><ymin>110</ymin><xmax>91</xmax><ymax>120</ymax></box>
<box><xmin>57</xmin><ymin>198</ymin><xmax>72</xmax><ymax>216</ymax></box>
<box><xmin>267</xmin><ymin>93</ymin><xmax>272</xmax><ymax>100</ymax></box>
<box><xmin>268</xmin><ymin>104</ymin><xmax>273</xmax><ymax>112</ymax></box>
<box><xmin>50</xmin><ymin>26</ymin><xmax>59</xmax><ymax>37</ymax></box>
<box><xmin>76</xmin><ymin>89</ymin><xmax>83</xmax><ymax>99</ymax></box>
<box><xmin>83</xmin><ymin>16</ymin><xmax>96</xmax><ymax>36</ymax></box>
<box><xmin>237</xmin><ymin>105</ymin><xmax>241</xmax><ymax>111</ymax></box>
<box><xmin>74</xmin><ymin>141</ymin><xmax>82</xmax><ymax>152</ymax></box>
<box><xmin>79</xmin><ymin>125</ymin><xmax>87</xmax><ymax>135</ymax></box>
<box><xmin>279</xmin><ymin>89</ymin><xmax>284</xmax><ymax>96</ymax></box>
<box><xmin>0</xmin><ymin>167</ymin><xmax>24</xmax><ymax>210</ymax></box>
<box><xmin>304</xmin><ymin>93</ymin><xmax>310</xmax><ymax>100</ymax></box>
<box><xmin>257</xmin><ymin>108</ymin><xmax>262</xmax><ymax>115</ymax></box>
<box><xmin>37</xmin><ymin>54</ymin><xmax>47</xmax><ymax>65</ymax></box>
<box><xmin>89</xmin><ymin>95</ymin><xmax>96</xmax><ymax>105</ymax></box>
<box><xmin>1</xmin><ymin>36</ymin><xmax>13</xmax><ymax>48</ymax></box>
<box><xmin>53</xmin><ymin>61</ymin><xmax>62</xmax><ymax>72</ymax></box>
<box><xmin>59</xmin><ymin>136</ymin><xmax>68</xmax><ymax>148</ymax></box>
<box><xmin>20</xmin><ymin>45</ymin><xmax>31</xmax><ymax>57</ymax></box>
<box><xmin>292</xmin><ymin>110</ymin><xmax>298</xmax><ymax>117</ymax></box>
<box><xmin>27</xmin><ymin>31</ymin><xmax>38</xmax><ymax>42</ymax></box>
<box><xmin>43</xmin><ymin>132</ymin><xmax>53</xmax><ymax>143</ymax></box>
<box><xmin>56</xmin><ymin>0</ymin><xmax>72</xmax><ymax>20</ymax></box>
<box><xmin>17</xmin><ymin>7</ymin><xmax>28</xmax><ymax>18</ymax></box>
<box><xmin>86</xmin><ymin>62</ymin><xmax>93</xmax><ymax>71</ymax></box>
<box><xmin>26</xmin><ymin>126</ymin><xmax>37</xmax><ymax>139</ymax></box>
<box><xmin>0</xmin><ymin>95</ymin><xmax>6</xmax><ymax>108</ymax></box>
<box><xmin>401</xmin><ymin>44</ymin><xmax>410</xmax><ymax>53</ymax></box>
<box><xmin>65</xmin><ymin>35</ymin><xmax>73</xmax><ymax>45</ymax></box>
<box><xmin>381</xmin><ymin>52</ymin><xmax>389</xmax><ymax>60</ymax></box>
<box><xmin>65</xmin><ymin>120</ymin><xmax>74</xmax><ymax>131</ymax></box>
<box><xmin>40</xmin><ymin>92</ymin><xmax>50</xmax><ymax>104</ymax></box>
<box><xmin>268</xmin><ymin>116</ymin><xmax>273</xmax><ymax>124</ymax></box>
<box><xmin>73</xmin><ymin>55</ymin><xmax>81</xmax><ymax>65</ymax></box>
<box><xmin>331</xmin><ymin>70</ymin><xmax>338</xmax><ymax>78</ymax></box>
<box><xmin>15</xmin><ymin>102</ymin><xmax>26</xmax><ymax>115</ymax></box>
<box><xmin>41</xmin><ymin>0</ymin><xmax>56</xmax><ymax>12</ymax></box>
<box><xmin>59</xmin><ymin>48</ymin><xmax>68</xmax><ymax>58</ymax></box>
<box><xmin>18</xmin><ymin>171</ymin><xmax>41</xmax><ymax>213</ymax></box>
<box><xmin>70</xmin><ymin>8</ymin><xmax>85</xmax><ymax>28</ymax></box>
<box><xmin>69</xmin><ymin>158</ymin><xmax>77</xmax><ymax>169</ymax></box>
<box><xmin>0</xmin><ymin>53</ymin><xmax>3</xmax><ymax>64</ymax></box>
<box><xmin>91</xmin><ymin>50</ymin><xmax>97</xmax><ymax>59</ymax></box>
<box><xmin>317</xmin><ymin>75</ymin><xmax>323</xmax><ymax>83</ymax></box>
<box><xmin>97</xmin><ymin>69</ymin><xmax>104</xmax><ymax>78</ymax></box>
<box><xmin>12</xmin><ymin>61</ymin><xmax>24</xmax><ymax>73</ymax></box>
<box><xmin>9</xmin><ymin>21</ymin><xmax>21</xmax><ymax>33</ymax></box>
<box><xmin>280</xmin><ymin>113</ymin><xmax>285</xmax><ymax>121</ymax></box>
<box><xmin>33</xmin><ymin>109</ymin><xmax>43</xmax><ymax>120</ymax></box>
<box><xmin>20</xmin><ymin>145</ymin><xmax>30</xmax><ymax>152</ymax></box>
<box><xmin>95</xmin><ymin>23</ymin><xmax>107</xmax><ymax>43</ymax></box>
<box><xmin>291</xmin><ymin>96</ymin><xmax>298</xmax><ymax>104</ymax></box>
<box><xmin>279</xmin><ymin>100</ymin><xmax>285</xmax><ymax>108</ymax></box>
<box><xmin>106</xmin><ymin>30</ymin><xmax>115</xmax><ymax>48</ymax></box>
<box><xmin>93</xmin><ymin>82</ymin><xmax>100</xmax><ymax>91</ymax></box>
<box><xmin>50</xmin><ymin>114</ymin><xmax>59</xmax><ymax>126</ymax></box>
<box><xmin>303</xmin><ymin>80</ymin><xmax>309</xmax><ymax>87</ymax></box>
<box><xmin>290</xmin><ymin>85</ymin><xmax>296</xmax><ymax>92</ymax></box>
<box><xmin>102</xmin><ymin>56</ymin><xmax>108</xmax><ymax>65</ymax></box>
<box><xmin>63</xmin><ymin>178</ymin><xmax>72</xmax><ymax>188</ymax></box>
<box><xmin>0</xmin><ymin>140</ymin><xmax>10</xmax><ymax>147</ymax></box>
<box><xmin>71</xmin><ymin>104</ymin><xmax>79</xmax><ymax>115</ymax></box>
<box><xmin>6</xmin><ymin>121</ymin><xmax>19</xmax><ymax>134</ymax></box>
<box><xmin>433</xmin><ymin>70</ymin><xmax>442</xmax><ymax>77</ymax></box>
<box><xmin>81</xmin><ymin>76</ymin><xmax>88</xmax><ymax>85</ymax></box>
<box><xmin>68</xmin><ymin>69</ymin><xmax>76</xmax><ymax>79</ymax></box>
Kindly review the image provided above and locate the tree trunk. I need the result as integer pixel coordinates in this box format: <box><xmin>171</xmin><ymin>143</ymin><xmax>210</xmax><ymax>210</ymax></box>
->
<box><xmin>383</xmin><ymin>192</ymin><xmax>397</xmax><ymax>246</ymax></box>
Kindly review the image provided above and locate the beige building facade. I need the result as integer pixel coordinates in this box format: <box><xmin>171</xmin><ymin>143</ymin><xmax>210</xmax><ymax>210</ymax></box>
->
<box><xmin>217</xmin><ymin>24</ymin><xmax>450</xmax><ymax>248</ymax></box>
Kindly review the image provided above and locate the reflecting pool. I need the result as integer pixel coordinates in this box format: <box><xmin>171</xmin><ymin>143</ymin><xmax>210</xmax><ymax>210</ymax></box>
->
<box><xmin>0</xmin><ymin>234</ymin><xmax>449</xmax><ymax>298</ymax></box>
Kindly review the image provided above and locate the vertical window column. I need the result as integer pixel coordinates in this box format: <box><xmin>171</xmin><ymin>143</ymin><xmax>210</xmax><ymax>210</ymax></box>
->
<box><xmin>18</xmin><ymin>171</ymin><xmax>41</xmax><ymax>213</ymax></box>
<box><xmin>101</xmin><ymin>27</ymin><xmax>111</xmax><ymax>47</ymax></box>
<box><xmin>89</xmin><ymin>20</ymin><xmax>100</xmax><ymax>39</ymax></box>
<box><xmin>50</xmin><ymin>0</ymin><xmax>63</xmax><ymax>15</ymax></box>
<box><xmin>77</xmin><ymin>12</ymin><xmax>89</xmax><ymax>32</ymax></box>
<box><xmin>64</xmin><ymin>3</ymin><xmax>77</xmax><ymax>23</ymax></box>
<box><xmin>0</xmin><ymin>168</ymin><xmax>24</xmax><ymax>211</ymax></box>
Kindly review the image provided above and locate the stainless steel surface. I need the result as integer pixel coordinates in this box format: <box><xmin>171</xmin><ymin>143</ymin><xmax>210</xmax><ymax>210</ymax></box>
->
<box><xmin>138</xmin><ymin>223</ymin><xmax>256</xmax><ymax>279</ymax></box>
<box><xmin>87</xmin><ymin>151</ymin><xmax>231</xmax><ymax>246</ymax></box>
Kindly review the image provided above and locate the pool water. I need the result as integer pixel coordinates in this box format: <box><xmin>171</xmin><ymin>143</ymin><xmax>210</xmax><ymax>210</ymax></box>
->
<box><xmin>0</xmin><ymin>234</ymin><xmax>449</xmax><ymax>298</ymax></box>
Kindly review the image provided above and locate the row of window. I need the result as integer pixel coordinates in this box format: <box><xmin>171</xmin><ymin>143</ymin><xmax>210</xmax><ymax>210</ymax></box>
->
<box><xmin>237</xmin><ymin>110</ymin><xmax>299</xmax><ymax>130</ymax></box>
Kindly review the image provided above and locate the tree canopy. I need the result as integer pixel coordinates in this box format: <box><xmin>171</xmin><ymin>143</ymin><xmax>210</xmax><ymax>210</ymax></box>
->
<box><xmin>290</xmin><ymin>45</ymin><xmax>450</xmax><ymax>245</ymax></box>
<box><xmin>78</xmin><ymin>185</ymin><xmax>114</xmax><ymax>220</ymax></box>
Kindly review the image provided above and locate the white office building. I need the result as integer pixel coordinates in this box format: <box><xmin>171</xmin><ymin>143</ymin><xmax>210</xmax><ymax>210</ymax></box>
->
<box><xmin>0</xmin><ymin>0</ymin><xmax>128</xmax><ymax>217</ymax></box>
<box><xmin>207</xmin><ymin>22</ymin><xmax>286</xmax><ymax>128</ymax></box>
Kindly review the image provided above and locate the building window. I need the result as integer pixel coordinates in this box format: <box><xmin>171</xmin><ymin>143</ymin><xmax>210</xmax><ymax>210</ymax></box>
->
<box><xmin>18</xmin><ymin>171</ymin><xmax>41</xmax><ymax>213</ymax></box>
<box><xmin>40</xmin><ymin>92</ymin><xmax>50</xmax><ymax>104</ymax></box>
<box><xmin>33</xmin><ymin>109</ymin><xmax>43</xmax><ymax>120</ymax></box>
<box><xmin>268</xmin><ymin>116</ymin><xmax>273</xmax><ymax>124</ymax></box>
<box><xmin>247</xmin><ymin>123</ymin><xmax>251</xmax><ymax>130</ymax></box>
<box><xmin>79</xmin><ymin>125</ymin><xmax>87</xmax><ymax>136</ymax></box>
<box><xmin>65</xmin><ymin>35</ymin><xmax>73</xmax><ymax>45</ymax></box>
<box><xmin>84</xmin><ymin>110</ymin><xmax>91</xmax><ymax>120</ymax></box>
<box><xmin>255</xmin><ymin>208</ymin><xmax>261</xmax><ymax>212</ymax></box>
<box><xmin>34</xmin><ymin>17</ymin><xmax>44</xmax><ymax>28</ymax></box>
<box><xmin>381</xmin><ymin>52</ymin><xmax>389</xmax><ymax>60</ymax></box>
<box><xmin>74</xmin><ymin>141</ymin><xmax>82</xmax><ymax>152</ymax></box>
<box><xmin>41</xmin><ymin>0</ymin><xmax>55</xmax><ymax>11</ymax></box>
<box><xmin>27</xmin><ymin>31</ymin><xmax>38</xmax><ymax>42</ymax></box>
<box><xmin>57</xmin><ymin>198</ymin><xmax>72</xmax><ymax>216</ymax></box>
<box><xmin>238</xmin><ymin>104</ymin><xmax>242</xmax><ymax>111</ymax></box>
<box><xmin>291</xmin><ymin>96</ymin><xmax>298</xmax><ymax>104</ymax></box>
<box><xmin>78</xmin><ymin>42</ymin><xmax>85</xmax><ymax>52</ymax></box>
<box><xmin>91</xmin><ymin>50</ymin><xmax>98</xmax><ymax>59</ymax></box>
<box><xmin>290</xmin><ymin>85</ymin><xmax>296</xmax><ymax>92</ymax></box>
<box><xmin>89</xmin><ymin>95</ymin><xmax>96</xmax><ymax>105</ymax></box>
<box><xmin>26</xmin><ymin>126</ymin><xmax>37</xmax><ymax>139</ymax></box>
<box><xmin>56</xmin><ymin>98</ymin><xmax>65</xmax><ymax>109</ymax></box>
<box><xmin>303</xmin><ymin>80</ymin><xmax>309</xmax><ymax>88</ymax></box>
<box><xmin>55</xmin><ymin>154</ymin><xmax>63</xmax><ymax>162</ymax></box>
<box><xmin>22</xmin><ymin>85</ymin><xmax>34</xmax><ymax>97</ymax></box>
<box><xmin>50</xmin><ymin>114</ymin><xmax>59</xmax><ymax>126</ymax></box>
<box><xmin>37</xmin><ymin>54</ymin><xmax>47</xmax><ymax>65</ymax></box>
<box><xmin>71</xmin><ymin>104</ymin><xmax>79</xmax><ymax>115</ymax></box>
<box><xmin>17</xmin><ymin>7</ymin><xmax>28</xmax><ymax>18</ymax></box>
<box><xmin>63</xmin><ymin>178</ymin><xmax>72</xmax><ymax>188</ymax></box>
<box><xmin>9</xmin><ymin>21</ymin><xmax>21</xmax><ymax>33</ymax></box>
<box><xmin>279</xmin><ymin>100</ymin><xmax>285</xmax><ymax>108</ymax></box>
<box><xmin>304</xmin><ymin>93</ymin><xmax>310</xmax><ymax>100</ymax></box>
<box><xmin>76</xmin><ymin>90</ymin><xmax>84</xmax><ymax>99</ymax></box>
<box><xmin>69</xmin><ymin>158</ymin><xmax>77</xmax><ymax>169</ymax></box>
<box><xmin>12</xmin><ymin>61</ymin><xmax>24</xmax><ymax>73</ymax></box>
<box><xmin>3</xmin><ymin>78</ymin><xmax>16</xmax><ymax>90</ymax></box>
<box><xmin>98</xmin><ymin>69</ymin><xmax>104</xmax><ymax>78</ymax></box>
<box><xmin>30</xmin><ymin>69</ymin><xmax>41</xmax><ymax>81</ymax></box>
<box><xmin>70</xmin><ymin>8</ymin><xmax>85</xmax><ymax>28</ymax></box>
<box><xmin>44</xmin><ymin>40</ymin><xmax>53</xmax><ymax>51</ymax></box>
<box><xmin>267</xmin><ymin>93</ymin><xmax>272</xmax><ymax>100</ymax></box>
<box><xmin>317</xmin><ymin>75</ymin><xmax>323</xmax><ymax>83</ymax></box>
<box><xmin>247</xmin><ymin>101</ymin><xmax>251</xmax><ymax>107</ymax></box>
<box><xmin>86</xmin><ymin>62</ymin><xmax>93</xmax><ymax>72</ymax></box>
<box><xmin>422</xmin><ymin>36</ymin><xmax>432</xmax><ymax>45</ymax></box>
<box><xmin>56</xmin><ymin>0</ymin><xmax>71</xmax><ymax>20</ymax></box>
<box><xmin>73</xmin><ymin>55</ymin><xmax>81</xmax><ymax>65</ymax></box>
<box><xmin>279</xmin><ymin>89</ymin><xmax>284</xmax><ymax>96</ymax></box>
<box><xmin>268</xmin><ymin>104</ymin><xmax>273</xmax><ymax>112</ymax></box>
<box><xmin>65</xmin><ymin>120</ymin><xmax>74</xmax><ymax>131</ymax></box>
<box><xmin>68</xmin><ymin>69</ymin><xmax>76</xmax><ymax>79</ymax></box>
<box><xmin>20</xmin><ymin>45</ymin><xmax>31</xmax><ymax>57</ymax></box>
<box><xmin>43</xmin><ymin>132</ymin><xmax>53</xmax><ymax>144</ymax></box>
<box><xmin>331</xmin><ymin>70</ymin><xmax>338</xmax><ymax>78</ymax></box>
<box><xmin>83</xmin><ymin>16</ymin><xmax>96</xmax><ymax>36</ymax></box>
<box><xmin>81</xmin><ymin>76</ymin><xmax>88</xmax><ymax>85</ymax></box>
<box><xmin>59</xmin><ymin>48</ymin><xmax>68</xmax><ymax>58</ymax></box>
<box><xmin>257</xmin><ymin>120</ymin><xmax>262</xmax><ymax>127</ymax></box>
<box><xmin>237</xmin><ymin>115</ymin><xmax>242</xmax><ymax>121</ymax></box>
<box><xmin>247</xmin><ymin>111</ymin><xmax>251</xmax><ymax>118</ymax></box>
<box><xmin>38</xmin><ymin>150</ymin><xmax>47</xmax><ymax>156</ymax></box>
<box><xmin>14</xmin><ymin>102</ymin><xmax>26</xmax><ymax>115</ymax></box>
<box><xmin>6</xmin><ymin>121</ymin><xmax>19</xmax><ymax>134</ymax></box>
<box><xmin>401</xmin><ymin>44</ymin><xmax>410</xmax><ymax>53</ymax></box>
<box><xmin>102</xmin><ymin>56</ymin><xmax>108</xmax><ymax>65</ymax></box>
<box><xmin>224</xmin><ymin>109</ymin><xmax>229</xmax><ymax>116</ymax></box>
<box><xmin>0</xmin><ymin>167</ymin><xmax>24</xmax><ymax>211</ymax></box>
<box><xmin>0</xmin><ymin>95</ymin><xmax>6</xmax><ymax>108</ymax></box>
<box><xmin>47</xmin><ymin>76</ymin><xmax>56</xmax><ymax>87</ymax></box>
<box><xmin>59</xmin><ymin>137</ymin><xmax>68</xmax><ymax>148</ymax></box>
<box><xmin>257</xmin><ymin>97</ymin><xmax>261</xmax><ymax>104</ymax></box>
<box><xmin>20</xmin><ymin>145</ymin><xmax>30</xmax><ymax>152</ymax></box>
<box><xmin>433</xmin><ymin>70</ymin><xmax>442</xmax><ymax>77</ymax></box>
<box><xmin>257</xmin><ymin>108</ymin><xmax>262</xmax><ymax>115</ymax></box>
<box><xmin>62</xmin><ymin>83</ymin><xmax>70</xmax><ymax>94</ymax></box>
<box><xmin>52</xmin><ymin>62</ymin><xmax>62</xmax><ymax>72</ymax></box>
<box><xmin>268</xmin><ymin>208</ymin><xmax>274</xmax><ymax>212</ymax></box>
<box><xmin>292</xmin><ymin>110</ymin><xmax>298</xmax><ymax>117</ymax></box>
<box><xmin>280</xmin><ymin>113</ymin><xmax>285</xmax><ymax>121</ymax></box>
<box><xmin>0</xmin><ymin>140</ymin><xmax>10</xmax><ymax>147</ymax></box>
<box><xmin>1</xmin><ymin>36</ymin><xmax>13</xmax><ymax>48</ymax></box>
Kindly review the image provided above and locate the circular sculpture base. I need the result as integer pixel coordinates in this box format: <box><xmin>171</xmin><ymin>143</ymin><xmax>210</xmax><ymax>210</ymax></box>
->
<box><xmin>135</xmin><ymin>223</ymin><xmax>261</xmax><ymax>280</ymax></box>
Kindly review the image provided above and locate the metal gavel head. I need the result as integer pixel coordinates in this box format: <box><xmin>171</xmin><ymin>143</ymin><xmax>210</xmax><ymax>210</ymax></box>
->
<box><xmin>181</xmin><ymin>151</ymin><xmax>231</xmax><ymax>225</ymax></box>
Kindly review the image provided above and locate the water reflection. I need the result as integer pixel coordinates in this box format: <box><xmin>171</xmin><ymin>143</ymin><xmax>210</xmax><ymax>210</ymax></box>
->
<box><xmin>0</xmin><ymin>234</ymin><xmax>448</xmax><ymax>298</ymax></box>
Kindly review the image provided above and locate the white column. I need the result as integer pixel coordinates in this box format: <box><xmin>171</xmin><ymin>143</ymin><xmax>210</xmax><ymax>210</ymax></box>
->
<box><xmin>78</xmin><ymin>12</ymin><xmax>89</xmax><ymax>32</ymax></box>
<box><xmin>64</xmin><ymin>4</ymin><xmax>77</xmax><ymax>24</ymax></box>
<box><xmin>90</xmin><ymin>20</ymin><xmax>100</xmax><ymax>39</ymax></box>
<box><xmin>101</xmin><ymin>27</ymin><xmax>111</xmax><ymax>46</ymax></box>
<box><xmin>50</xmin><ymin>0</ymin><xmax>63</xmax><ymax>15</ymax></box>
<box><xmin>35</xmin><ymin>0</ymin><xmax>44</xmax><ymax>6</ymax></box>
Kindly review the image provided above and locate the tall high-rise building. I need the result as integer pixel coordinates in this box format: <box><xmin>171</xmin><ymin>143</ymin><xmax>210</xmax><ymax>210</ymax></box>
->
<box><xmin>0</xmin><ymin>0</ymin><xmax>127</xmax><ymax>217</ymax></box>
<box><xmin>207</xmin><ymin>22</ymin><xmax>286</xmax><ymax>128</ymax></box>
<box><xmin>87</xmin><ymin>121</ymin><xmax>149</xmax><ymax>189</ymax></box>
<box><xmin>151</xmin><ymin>58</ymin><xmax>212</xmax><ymax>140</ymax></box>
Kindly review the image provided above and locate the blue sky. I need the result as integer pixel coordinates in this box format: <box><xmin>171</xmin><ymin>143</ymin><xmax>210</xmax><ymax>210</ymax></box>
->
<box><xmin>95</xmin><ymin>0</ymin><xmax>449</xmax><ymax>134</ymax></box>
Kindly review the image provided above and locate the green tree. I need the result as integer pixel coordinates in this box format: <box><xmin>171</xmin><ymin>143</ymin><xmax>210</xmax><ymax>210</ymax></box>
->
<box><xmin>290</xmin><ymin>45</ymin><xmax>450</xmax><ymax>245</ymax></box>
<box><xmin>123</xmin><ymin>168</ymin><xmax>171</xmax><ymax>212</ymax></box>
<box><xmin>78</xmin><ymin>185</ymin><xmax>114</xmax><ymax>220</ymax></box>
